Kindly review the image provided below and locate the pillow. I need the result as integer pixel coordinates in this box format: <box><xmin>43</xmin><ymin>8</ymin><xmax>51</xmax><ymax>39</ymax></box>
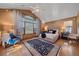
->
<box><xmin>41</xmin><ymin>32</ymin><xmax>46</xmax><ymax>38</ymax></box>
<box><xmin>52</xmin><ymin>30</ymin><xmax>56</xmax><ymax>34</ymax></box>
<box><xmin>49</xmin><ymin>31</ymin><xmax>53</xmax><ymax>33</ymax></box>
<box><xmin>9</xmin><ymin>33</ymin><xmax>16</xmax><ymax>39</ymax></box>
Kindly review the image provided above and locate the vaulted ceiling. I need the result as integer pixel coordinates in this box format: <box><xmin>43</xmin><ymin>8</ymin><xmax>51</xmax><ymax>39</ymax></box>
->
<box><xmin>0</xmin><ymin>3</ymin><xmax>79</xmax><ymax>23</ymax></box>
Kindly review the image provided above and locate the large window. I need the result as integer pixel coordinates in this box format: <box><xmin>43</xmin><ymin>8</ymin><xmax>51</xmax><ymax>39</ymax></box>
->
<box><xmin>25</xmin><ymin>22</ymin><xmax>34</xmax><ymax>34</ymax></box>
<box><xmin>16</xmin><ymin>16</ymin><xmax>37</xmax><ymax>35</ymax></box>
<box><xmin>23</xmin><ymin>16</ymin><xmax>36</xmax><ymax>34</ymax></box>
<box><xmin>65</xmin><ymin>26</ymin><xmax>72</xmax><ymax>33</ymax></box>
<box><xmin>64</xmin><ymin>21</ymin><xmax>72</xmax><ymax>33</ymax></box>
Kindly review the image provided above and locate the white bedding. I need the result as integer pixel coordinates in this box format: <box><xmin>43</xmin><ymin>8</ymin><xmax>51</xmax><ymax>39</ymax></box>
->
<box><xmin>46</xmin><ymin>33</ymin><xmax>57</xmax><ymax>39</ymax></box>
<box><xmin>39</xmin><ymin>29</ymin><xmax>59</xmax><ymax>43</ymax></box>
<box><xmin>46</xmin><ymin>33</ymin><xmax>59</xmax><ymax>43</ymax></box>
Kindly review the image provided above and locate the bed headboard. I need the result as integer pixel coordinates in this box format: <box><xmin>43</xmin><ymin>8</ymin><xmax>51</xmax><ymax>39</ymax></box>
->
<box><xmin>48</xmin><ymin>29</ymin><xmax>58</xmax><ymax>34</ymax></box>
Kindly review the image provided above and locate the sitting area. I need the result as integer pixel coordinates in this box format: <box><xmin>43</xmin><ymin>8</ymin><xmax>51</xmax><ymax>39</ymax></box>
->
<box><xmin>68</xmin><ymin>34</ymin><xmax>79</xmax><ymax>40</ymax></box>
<box><xmin>61</xmin><ymin>32</ymin><xmax>70</xmax><ymax>39</ymax></box>
<box><xmin>2</xmin><ymin>32</ymin><xmax>21</xmax><ymax>48</ymax></box>
<box><xmin>61</xmin><ymin>32</ymin><xmax>79</xmax><ymax>40</ymax></box>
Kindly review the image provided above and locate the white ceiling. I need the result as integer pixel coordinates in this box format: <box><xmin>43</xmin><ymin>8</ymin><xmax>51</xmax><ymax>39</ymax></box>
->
<box><xmin>0</xmin><ymin>3</ymin><xmax>79</xmax><ymax>23</ymax></box>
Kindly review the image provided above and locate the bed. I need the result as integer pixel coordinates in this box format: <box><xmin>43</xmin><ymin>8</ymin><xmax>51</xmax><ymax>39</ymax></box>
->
<box><xmin>39</xmin><ymin>29</ymin><xmax>59</xmax><ymax>43</ymax></box>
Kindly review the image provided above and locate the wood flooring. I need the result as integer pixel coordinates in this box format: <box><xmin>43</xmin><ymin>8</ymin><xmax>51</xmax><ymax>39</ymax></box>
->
<box><xmin>0</xmin><ymin>38</ymin><xmax>79</xmax><ymax>56</ymax></box>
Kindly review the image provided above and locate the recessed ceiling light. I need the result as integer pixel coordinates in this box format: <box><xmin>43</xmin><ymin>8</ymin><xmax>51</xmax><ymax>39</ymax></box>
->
<box><xmin>32</xmin><ymin>8</ymin><xmax>40</xmax><ymax>13</ymax></box>
<box><xmin>30</xmin><ymin>6</ymin><xmax>40</xmax><ymax>13</ymax></box>
<box><xmin>35</xmin><ymin>8</ymin><xmax>39</xmax><ymax>12</ymax></box>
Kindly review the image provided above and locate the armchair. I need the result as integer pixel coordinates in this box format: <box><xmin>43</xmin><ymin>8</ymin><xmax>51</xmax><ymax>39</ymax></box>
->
<box><xmin>2</xmin><ymin>32</ymin><xmax>21</xmax><ymax>48</ymax></box>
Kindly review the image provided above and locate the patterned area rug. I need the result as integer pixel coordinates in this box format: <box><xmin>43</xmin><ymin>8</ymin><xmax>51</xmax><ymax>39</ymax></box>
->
<box><xmin>23</xmin><ymin>38</ymin><xmax>60</xmax><ymax>56</ymax></box>
<box><xmin>27</xmin><ymin>39</ymin><xmax>54</xmax><ymax>56</ymax></box>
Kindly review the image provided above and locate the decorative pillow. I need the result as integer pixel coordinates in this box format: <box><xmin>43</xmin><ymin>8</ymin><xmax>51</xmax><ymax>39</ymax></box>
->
<box><xmin>41</xmin><ymin>32</ymin><xmax>46</xmax><ymax>38</ymax></box>
<box><xmin>52</xmin><ymin>30</ymin><xmax>56</xmax><ymax>34</ymax></box>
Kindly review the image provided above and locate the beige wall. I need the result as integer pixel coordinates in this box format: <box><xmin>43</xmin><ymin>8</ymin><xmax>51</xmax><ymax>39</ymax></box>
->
<box><xmin>45</xmin><ymin>16</ymin><xmax>77</xmax><ymax>34</ymax></box>
<box><xmin>46</xmin><ymin>21</ymin><xmax>64</xmax><ymax>32</ymax></box>
<box><xmin>77</xmin><ymin>15</ymin><xmax>79</xmax><ymax>34</ymax></box>
<box><xmin>0</xmin><ymin>10</ymin><xmax>14</xmax><ymax>32</ymax></box>
<box><xmin>72</xmin><ymin>18</ymin><xmax>77</xmax><ymax>34</ymax></box>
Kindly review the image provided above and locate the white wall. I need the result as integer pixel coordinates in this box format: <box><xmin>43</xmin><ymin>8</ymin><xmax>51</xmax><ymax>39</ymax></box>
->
<box><xmin>35</xmin><ymin>3</ymin><xmax>79</xmax><ymax>23</ymax></box>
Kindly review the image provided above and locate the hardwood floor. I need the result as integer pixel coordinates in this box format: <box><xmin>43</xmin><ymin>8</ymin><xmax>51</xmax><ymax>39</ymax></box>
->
<box><xmin>0</xmin><ymin>42</ymin><xmax>32</xmax><ymax>56</ymax></box>
<box><xmin>0</xmin><ymin>38</ymin><xmax>79</xmax><ymax>56</ymax></box>
<box><xmin>55</xmin><ymin>39</ymin><xmax>79</xmax><ymax>56</ymax></box>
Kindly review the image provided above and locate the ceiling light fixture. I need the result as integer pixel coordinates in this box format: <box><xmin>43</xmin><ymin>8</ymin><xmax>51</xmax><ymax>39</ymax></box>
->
<box><xmin>31</xmin><ymin>7</ymin><xmax>40</xmax><ymax>13</ymax></box>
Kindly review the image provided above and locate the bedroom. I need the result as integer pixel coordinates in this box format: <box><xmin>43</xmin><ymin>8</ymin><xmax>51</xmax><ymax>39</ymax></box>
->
<box><xmin>0</xmin><ymin>3</ymin><xmax>79</xmax><ymax>56</ymax></box>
